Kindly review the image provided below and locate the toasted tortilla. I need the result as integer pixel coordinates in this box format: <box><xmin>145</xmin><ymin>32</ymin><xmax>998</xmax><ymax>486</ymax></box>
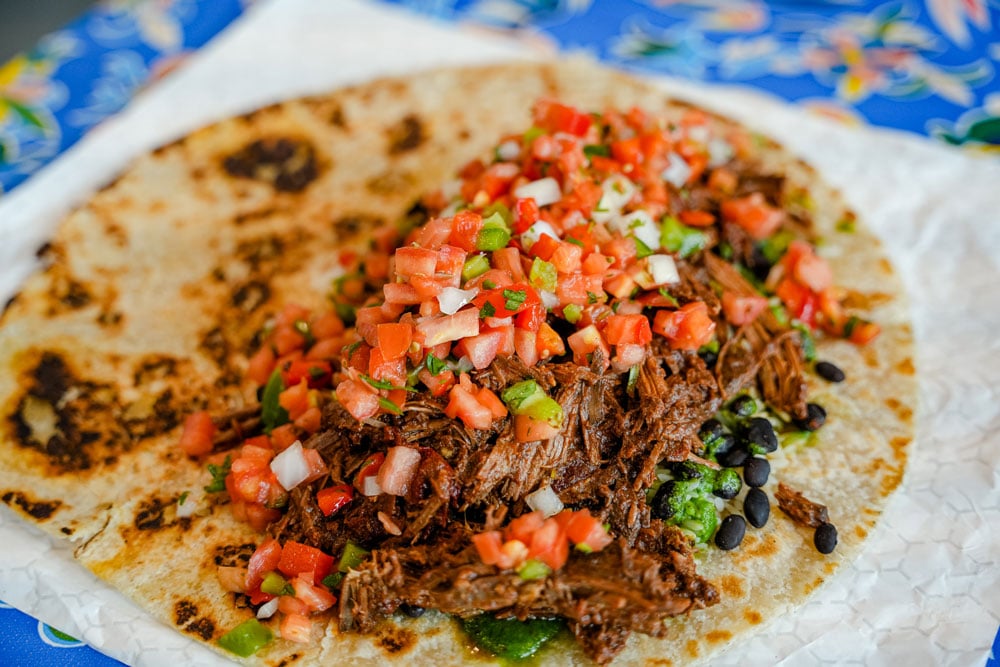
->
<box><xmin>0</xmin><ymin>60</ymin><xmax>914</xmax><ymax>665</ymax></box>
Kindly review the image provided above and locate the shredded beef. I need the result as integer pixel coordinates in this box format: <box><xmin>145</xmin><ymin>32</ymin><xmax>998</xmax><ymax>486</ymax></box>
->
<box><xmin>340</xmin><ymin>523</ymin><xmax>717</xmax><ymax>664</ymax></box>
<box><xmin>775</xmin><ymin>483</ymin><xmax>830</xmax><ymax>528</ymax></box>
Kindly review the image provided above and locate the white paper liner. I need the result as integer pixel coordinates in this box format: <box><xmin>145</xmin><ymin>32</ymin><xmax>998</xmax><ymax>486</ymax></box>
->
<box><xmin>0</xmin><ymin>0</ymin><xmax>998</xmax><ymax>665</ymax></box>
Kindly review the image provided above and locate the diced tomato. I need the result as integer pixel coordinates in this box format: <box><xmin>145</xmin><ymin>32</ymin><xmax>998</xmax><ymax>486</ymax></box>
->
<box><xmin>179</xmin><ymin>411</ymin><xmax>215</xmax><ymax>457</ymax></box>
<box><xmin>514</xmin><ymin>329</ymin><xmax>539</xmax><ymax>367</ymax></box>
<box><xmin>216</xmin><ymin>565</ymin><xmax>247</xmax><ymax>593</ymax></box>
<box><xmin>293</xmin><ymin>405</ymin><xmax>323</xmax><ymax>437</ymax></box>
<box><xmin>270</xmin><ymin>423</ymin><xmax>299</xmax><ymax>452</ymax></box>
<box><xmin>335</xmin><ymin>379</ymin><xmax>380</xmax><ymax>421</ymax></box>
<box><xmin>602</xmin><ymin>314</ymin><xmax>653</xmax><ymax>346</ymax></box>
<box><xmin>277</xmin><ymin>596</ymin><xmax>310</xmax><ymax>616</ymax></box>
<box><xmin>444</xmin><ymin>384</ymin><xmax>494</xmax><ymax>430</ymax></box>
<box><xmin>416</xmin><ymin>308</ymin><xmax>481</xmax><ymax>347</ymax></box>
<box><xmin>382</xmin><ymin>282</ymin><xmax>422</xmax><ymax>306</ymax></box>
<box><xmin>602</xmin><ymin>236</ymin><xmax>637</xmax><ymax>269</ymax></box>
<box><xmin>652</xmin><ymin>302</ymin><xmax>717</xmax><ymax>351</ymax></box>
<box><xmin>611</xmin><ymin>137</ymin><xmax>642</xmax><ymax>166</ymax></box>
<box><xmin>603</xmin><ymin>271</ymin><xmax>637</xmax><ymax>300</ymax></box>
<box><xmin>300</xmin><ymin>448</ymin><xmax>328</xmax><ymax>485</ymax></box>
<box><xmin>247</xmin><ymin>585</ymin><xmax>275</xmax><ymax>606</ymax></box>
<box><xmin>376</xmin><ymin>322</ymin><xmax>413</xmax><ymax>361</ymax></box>
<box><xmin>484</xmin><ymin>324</ymin><xmax>516</xmax><ymax>357</ymax></box>
<box><xmin>678</xmin><ymin>210</ymin><xmax>716</xmax><ymax>227</ymax></box>
<box><xmin>311</xmin><ymin>311</ymin><xmax>344</xmax><ymax>340</ymax></box>
<box><xmin>775</xmin><ymin>278</ymin><xmax>818</xmax><ymax>327</ymax></box>
<box><xmin>792</xmin><ymin>249</ymin><xmax>833</xmax><ymax>292</ymax></box>
<box><xmin>721</xmin><ymin>193</ymin><xmax>784</xmax><ymax>240</ymax></box>
<box><xmin>472</xmin><ymin>530</ymin><xmax>505</xmax><ymax>566</ymax></box>
<box><xmin>316</xmin><ymin>484</ymin><xmax>354</xmax><ymax>517</ymax></box>
<box><xmin>515</xmin><ymin>301</ymin><xmax>546</xmax><ymax>332</ymax></box>
<box><xmin>721</xmin><ymin>292</ymin><xmax>769</xmax><ymax>326</ymax></box>
<box><xmin>418</xmin><ymin>367</ymin><xmax>456</xmax><ymax>397</ymax></box>
<box><xmin>355</xmin><ymin>306</ymin><xmax>390</xmax><ymax>346</ymax></box>
<box><xmin>411</xmin><ymin>216</ymin><xmax>453</xmax><ymax>249</ymax></box>
<box><xmin>354</xmin><ymin>452</ymin><xmax>385</xmax><ymax>496</ymax></box>
<box><xmin>368</xmin><ymin>347</ymin><xmax>406</xmax><ymax>387</ymax></box>
<box><xmin>278</xmin><ymin>380</ymin><xmax>310</xmax><ymax>421</ymax></box>
<box><xmin>530</xmin><ymin>322</ymin><xmax>562</xmax><ymax>362</ymax></box>
<box><xmin>448</xmin><ymin>210</ymin><xmax>484</xmax><ymax>252</ymax></box>
<box><xmin>566</xmin><ymin>324</ymin><xmax>610</xmax><ymax>371</ymax></box>
<box><xmin>278</xmin><ymin>541</ymin><xmax>334</xmax><ymax>585</ymax></box>
<box><xmin>246</xmin><ymin>538</ymin><xmax>283</xmax><ymax>592</ymax></box>
<box><xmin>492</xmin><ymin>247</ymin><xmax>526</xmax><ymax>281</ymax></box>
<box><xmin>273</xmin><ymin>325</ymin><xmax>307</xmax><ymax>356</ymax></box>
<box><xmin>513</xmin><ymin>198</ymin><xmax>540</xmax><ymax>234</ymax></box>
<box><xmin>376</xmin><ymin>446</ymin><xmax>423</xmax><ymax>496</ymax></box>
<box><xmin>246</xmin><ymin>345</ymin><xmax>276</xmax><ymax>386</ymax></box>
<box><xmin>275</xmin><ymin>304</ymin><xmax>311</xmax><ymax>329</ymax></box>
<box><xmin>506</xmin><ymin>511</ymin><xmax>546</xmax><ymax>544</ymax></box>
<box><xmin>561</xmin><ymin>509</ymin><xmax>613</xmax><ymax>551</ymax></box>
<box><xmin>550</xmin><ymin>242</ymin><xmax>583</xmax><ymax>274</ymax></box>
<box><xmin>453</xmin><ymin>330</ymin><xmax>503</xmax><ymax>370</ymax></box>
<box><xmin>534</xmin><ymin>100</ymin><xmax>592</xmax><ymax>137</ymax></box>
<box><xmin>527</xmin><ymin>518</ymin><xmax>568</xmax><ymax>570</ymax></box>
<box><xmin>246</xmin><ymin>504</ymin><xmax>283</xmax><ymax>533</ymax></box>
<box><xmin>291</xmin><ymin>577</ymin><xmax>336</xmax><ymax>613</ymax></box>
<box><xmin>513</xmin><ymin>414</ymin><xmax>561</xmax><ymax>442</ymax></box>
<box><xmin>848</xmin><ymin>319</ymin><xmax>881</xmax><ymax>345</ymax></box>
<box><xmin>581</xmin><ymin>251</ymin><xmax>611</xmax><ymax>276</ymax></box>
<box><xmin>528</xmin><ymin>233</ymin><xmax>560</xmax><ymax>261</ymax></box>
<box><xmin>282</xmin><ymin>358</ymin><xmax>332</xmax><ymax>388</ymax></box>
<box><xmin>394</xmin><ymin>246</ymin><xmax>438</xmax><ymax>279</ymax></box>
<box><xmin>280</xmin><ymin>613</ymin><xmax>313</xmax><ymax>644</ymax></box>
<box><xmin>343</xmin><ymin>341</ymin><xmax>371</xmax><ymax>373</ymax></box>
<box><xmin>476</xmin><ymin>387</ymin><xmax>508</xmax><ymax>419</ymax></box>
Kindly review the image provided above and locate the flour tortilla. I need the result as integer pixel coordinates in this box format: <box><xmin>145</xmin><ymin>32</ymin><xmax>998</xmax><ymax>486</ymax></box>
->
<box><xmin>0</xmin><ymin>60</ymin><xmax>914</xmax><ymax>665</ymax></box>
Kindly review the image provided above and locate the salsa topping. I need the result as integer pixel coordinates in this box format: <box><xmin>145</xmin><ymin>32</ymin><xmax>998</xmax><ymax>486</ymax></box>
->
<box><xmin>189</xmin><ymin>99</ymin><xmax>873</xmax><ymax>662</ymax></box>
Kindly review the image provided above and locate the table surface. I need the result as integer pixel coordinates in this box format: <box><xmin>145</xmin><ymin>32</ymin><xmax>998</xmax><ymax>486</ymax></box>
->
<box><xmin>0</xmin><ymin>0</ymin><xmax>997</xmax><ymax>665</ymax></box>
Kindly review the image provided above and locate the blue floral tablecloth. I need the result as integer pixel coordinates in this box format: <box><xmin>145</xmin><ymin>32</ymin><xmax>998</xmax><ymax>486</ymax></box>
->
<box><xmin>0</xmin><ymin>0</ymin><xmax>997</xmax><ymax>665</ymax></box>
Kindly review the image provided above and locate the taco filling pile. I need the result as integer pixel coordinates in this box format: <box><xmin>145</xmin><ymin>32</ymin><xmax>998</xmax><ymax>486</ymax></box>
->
<box><xmin>176</xmin><ymin>100</ymin><xmax>879</xmax><ymax>663</ymax></box>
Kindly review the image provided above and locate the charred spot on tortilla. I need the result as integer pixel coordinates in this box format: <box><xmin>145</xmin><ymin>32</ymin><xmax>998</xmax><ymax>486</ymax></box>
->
<box><xmin>1</xmin><ymin>490</ymin><xmax>62</xmax><ymax>520</ymax></box>
<box><xmin>366</xmin><ymin>170</ymin><xmax>413</xmax><ymax>197</ymax></box>
<box><xmin>134</xmin><ymin>496</ymin><xmax>171</xmax><ymax>531</ymax></box>
<box><xmin>332</xmin><ymin>213</ymin><xmax>384</xmax><ymax>240</ymax></box>
<box><xmin>386</xmin><ymin>114</ymin><xmax>426</xmax><ymax>155</ymax></box>
<box><xmin>375</xmin><ymin>622</ymin><xmax>417</xmax><ymax>655</ymax></box>
<box><xmin>121</xmin><ymin>389</ymin><xmax>180</xmax><ymax>440</ymax></box>
<box><xmin>174</xmin><ymin>600</ymin><xmax>216</xmax><ymax>640</ymax></box>
<box><xmin>232</xmin><ymin>280</ymin><xmax>271</xmax><ymax>313</ymax></box>
<box><xmin>223</xmin><ymin>137</ymin><xmax>320</xmax><ymax>193</ymax></box>
<box><xmin>233</xmin><ymin>205</ymin><xmax>283</xmax><ymax>227</ymax></box>
<box><xmin>214</xmin><ymin>543</ymin><xmax>256</xmax><ymax>568</ymax></box>
<box><xmin>10</xmin><ymin>351</ymin><xmax>129</xmax><ymax>472</ymax></box>
<box><xmin>200</xmin><ymin>327</ymin><xmax>232</xmax><ymax>368</ymax></box>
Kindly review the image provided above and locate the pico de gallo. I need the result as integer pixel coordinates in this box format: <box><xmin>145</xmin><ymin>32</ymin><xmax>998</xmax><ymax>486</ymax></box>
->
<box><xmin>180</xmin><ymin>99</ymin><xmax>878</xmax><ymax>661</ymax></box>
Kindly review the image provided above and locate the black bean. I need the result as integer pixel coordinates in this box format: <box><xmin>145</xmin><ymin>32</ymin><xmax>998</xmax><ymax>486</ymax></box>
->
<box><xmin>814</xmin><ymin>522</ymin><xmax>838</xmax><ymax>554</ymax></box>
<box><xmin>719</xmin><ymin>445</ymin><xmax>749</xmax><ymax>468</ymax></box>
<box><xmin>699</xmin><ymin>419</ymin><xmax>724</xmax><ymax>440</ymax></box>
<box><xmin>744</xmin><ymin>488</ymin><xmax>770</xmax><ymax>528</ymax></box>
<box><xmin>706</xmin><ymin>433</ymin><xmax>737</xmax><ymax>460</ymax></box>
<box><xmin>743</xmin><ymin>417</ymin><xmax>778</xmax><ymax>455</ymax></box>
<box><xmin>796</xmin><ymin>403</ymin><xmax>827</xmax><ymax>432</ymax></box>
<box><xmin>743</xmin><ymin>457</ymin><xmax>771</xmax><ymax>488</ymax></box>
<box><xmin>728</xmin><ymin>395</ymin><xmax>756</xmax><ymax>418</ymax></box>
<box><xmin>400</xmin><ymin>603</ymin><xmax>425</xmax><ymax>618</ymax></box>
<box><xmin>815</xmin><ymin>361</ymin><xmax>846</xmax><ymax>383</ymax></box>
<box><xmin>650</xmin><ymin>481</ymin><xmax>678</xmax><ymax>520</ymax></box>
<box><xmin>714</xmin><ymin>515</ymin><xmax>746</xmax><ymax>550</ymax></box>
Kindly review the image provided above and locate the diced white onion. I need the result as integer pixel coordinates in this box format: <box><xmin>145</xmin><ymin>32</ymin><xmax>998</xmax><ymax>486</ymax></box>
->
<box><xmin>647</xmin><ymin>254</ymin><xmax>681</xmax><ymax>286</ymax></box>
<box><xmin>270</xmin><ymin>440</ymin><xmax>311</xmax><ymax>491</ymax></box>
<box><xmin>376</xmin><ymin>446</ymin><xmax>423</xmax><ymax>496</ymax></box>
<box><xmin>176</xmin><ymin>489</ymin><xmax>201</xmax><ymax>518</ymax></box>
<box><xmin>616</xmin><ymin>210</ymin><xmax>660</xmax><ymax>251</ymax></box>
<box><xmin>661</xmin><ymin>153</ymin><xmax>691</xmax><ymax>188</ymax></box>
<box><xmin>453</xmin><ymin>356</ymin><xmax>475</xmax><ymax>373</ymax></box>
<box><xmin>256</xmin><ymin>598</ymin><xmax>280</xmax><ymax>620</ymax></box>
<box><xmin>440</xmin><ymin>200</ymin><xmax>463</xmax><ymax>218</ymax></box>
<box><xmin>362</xmin><ymin>475</ymin><xmax>383</xmax><ymax>497</ymax></box>
<box><xmin>592</xmin><ymin>174</ymin><xmax>636</xmax><ymax>223</ymax></box>
<box><xmin>440</xmin><ymin>178</ymin><xmax>464</xmax><ymax>200</ymax></box>
<box><xmin>539</xmin><ymin>290</ymin><xmax>560</xmax><ymax>310</ymax></box>
<box><xmin>514</xmin><ymin>177</ymin><xmax>562</xmax><ymax>208</ymax></box>
<box><xmin>525</xmin><ymin>485</ymin><xmax>564</xmax><ymax>518</ymax></box>
<box><xmin>707</xmin><ymin>137</ymin><xmax>733</xmax><ymax>167</ymax></box>
<box><xmin>687</xmin><ymin>125</ymin><xmax>710</xmax><ymax>143</ymax></box>
<box><xmin>496</xmin><ymin>140</ymin><xmax>521</xmax><ymax>161</ymax></box>
<box><xmin>520</xmin><ymin>220</ymin><xmax>560</xmax><ymax>251</ymax></box>
<box><xmin>437</xmin><ymin>286</ymin><xmax>478</xmax><ymax>315</ymax></box>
